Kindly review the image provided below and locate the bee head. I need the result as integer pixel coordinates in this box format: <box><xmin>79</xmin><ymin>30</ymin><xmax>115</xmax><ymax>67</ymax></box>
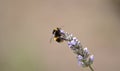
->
<box><xmin>52</xmin><ymin>28</ymin><xmax>61</xmax><ymax>36</ymax></box>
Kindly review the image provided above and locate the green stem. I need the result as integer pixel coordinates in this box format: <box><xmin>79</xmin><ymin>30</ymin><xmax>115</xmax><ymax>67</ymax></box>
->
<box><xmin>83</xmin><ymin>60</ymin><xmax>94</xmax><ymax>71</ymax></box>
<box><xmin>88</xmin><ymin>65</ymin><xmax>94</xmax><ymax>71</ymax></box>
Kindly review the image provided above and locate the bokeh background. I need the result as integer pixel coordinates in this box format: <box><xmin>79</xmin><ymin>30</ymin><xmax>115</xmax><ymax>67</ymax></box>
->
<box><xmin>0</xmin><ymin>0</ymin><xmax>120</xmax><ymax>71</ymax></box>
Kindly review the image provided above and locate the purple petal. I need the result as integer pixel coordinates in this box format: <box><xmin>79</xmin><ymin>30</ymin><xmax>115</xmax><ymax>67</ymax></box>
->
<box><xmin>73</xmin><ymin>37</ymin><xmax>77</xmax><ymax>40</ymax></box>
<box><xmin>70</xmin><ymin>37</ymin><xmax>78</xmax><ymax>45</ymax></box>
<box><xmin>60</xmin><ymin>30</ymin><xmax>65</xmax><ymax>34</ymax></box>
<box><xmin>77</xmin><ymin>55</ymin><xmax>83</xmax><ymax>61</ymax></box>
<box><xmin>78</xmin><ymin>61</ymin><xmax>87</xmax><ymax>67</ymax></box>
<box><xmin>68</xmin><ymin>42</ymin><xmax>72</xmax><ymax>48</ymax></box>
<box><xmin>71</xmin><ymin>40</ymin><xmax>76</xmax><ymax>45</ymax></box>
<box><xmin>68</xmin><ymin>39</ymin><xmax>77</xmax><ymax>47</ymax></box>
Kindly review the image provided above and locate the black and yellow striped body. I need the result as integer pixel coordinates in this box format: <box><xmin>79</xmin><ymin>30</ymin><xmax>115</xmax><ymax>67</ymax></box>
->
<box><xmin>52</xmin><ymin>28</ymin><xmax>64</xmax><ymax>43</ymax></box>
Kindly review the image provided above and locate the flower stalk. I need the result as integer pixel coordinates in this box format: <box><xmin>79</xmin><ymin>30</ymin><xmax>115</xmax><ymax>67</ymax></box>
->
<box><xmin>60</xmin><ymin>29</ymin><xmax>94</xmax><ymax>71</ymax></box>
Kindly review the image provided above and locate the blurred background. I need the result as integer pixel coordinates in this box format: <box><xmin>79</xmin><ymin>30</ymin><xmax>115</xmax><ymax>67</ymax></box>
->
<box><xmin>0</xmin><ymin>0</ymin><xmax>120</xmax><ymax>71</ymax></box>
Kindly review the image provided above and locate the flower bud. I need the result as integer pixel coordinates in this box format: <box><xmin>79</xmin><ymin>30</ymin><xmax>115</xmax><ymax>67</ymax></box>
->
<box><xmin>88</xmin><ymin>55</ymin><xmax>94</xmax><ymax>65</ymax></box>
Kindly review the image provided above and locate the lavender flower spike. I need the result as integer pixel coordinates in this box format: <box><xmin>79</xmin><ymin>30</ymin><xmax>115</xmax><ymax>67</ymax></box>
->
<box><xmin>53</xmin><ymin>28</ymin><xmax>94</xmax><ymax>71</ymax></box>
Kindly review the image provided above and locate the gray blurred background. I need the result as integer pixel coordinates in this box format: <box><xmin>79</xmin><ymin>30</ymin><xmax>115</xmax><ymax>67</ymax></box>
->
<box><xmin>0</xmin><ymin>0</ymin><xmax>120</xmax><ymax>71</ymax></box>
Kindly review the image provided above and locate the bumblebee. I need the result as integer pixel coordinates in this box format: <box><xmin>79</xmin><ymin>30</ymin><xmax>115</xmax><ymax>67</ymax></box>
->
<box><xmin>51</xmin><ymin>27</ymin><xmax>65</xmax><ymax>43</ymax></box>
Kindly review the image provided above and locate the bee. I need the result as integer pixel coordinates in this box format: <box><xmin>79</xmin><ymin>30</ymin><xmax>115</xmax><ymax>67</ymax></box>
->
<box><xmin>50</xmin><ymin>27</ymin><xmax>65</xmax><ymax>43</ymax></box>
